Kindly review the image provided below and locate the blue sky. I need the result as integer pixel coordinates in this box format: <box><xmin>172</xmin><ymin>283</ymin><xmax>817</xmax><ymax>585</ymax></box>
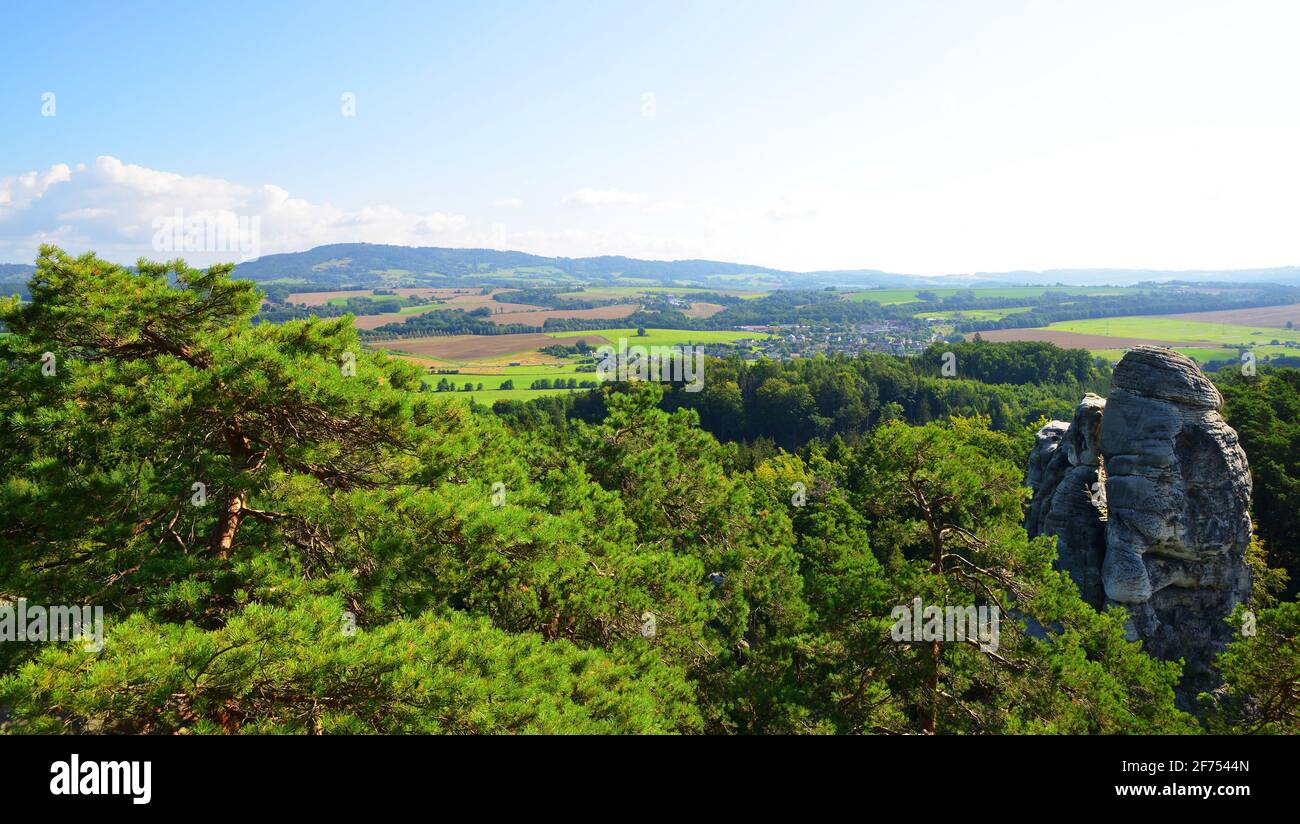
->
<box><xmin>3</xmin><ymin>0</ymin><xmax>1299</xmax><ymax>272</ymax></box>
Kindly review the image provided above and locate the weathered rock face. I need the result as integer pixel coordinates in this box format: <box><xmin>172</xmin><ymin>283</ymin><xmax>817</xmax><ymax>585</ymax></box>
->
<box><xmin>1026</xmin><ymin>347</ymin><xmax>1252</xmax><ymax>704</ymax></box>
<box><xmin>1026</xmin><ymin>395</ymin><xmax>1108</xmax><ymax>609</ymax></box>
<box><xmin>1100</xmin><ymin>347</ymin><xmax>1252</xmax><ymax>700</ymax></box>
<box><xmin>1026</xmin><ymin>422</ymin><xmax>1068</xmax><ymax>530</ymax></box>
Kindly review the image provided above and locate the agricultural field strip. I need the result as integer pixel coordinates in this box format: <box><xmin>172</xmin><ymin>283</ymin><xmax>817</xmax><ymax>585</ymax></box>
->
<box><xmin>845</xmin><ymin>286</ymin><xmax>1130</xmax><ymax>304</ymax></box>
<box><xmin>1044</xmin><ymin>316</ymin><xmax>1300</xmax><ymax>347</ymax></box>
<box><xmin>547</xmin><ymin>327</ymin><xmax>764</xmax><ymax>346</ymax></box>
<box><xmin>981</xmin><ymin>315</ymin><xmax>1300</xmax><ymax>361</ymax></box>
<box><xmin>914</xmin><ymin>306</ymin><xmax>1035</xmax><ymax>320</ymax></box>
<box><xmin>371</xmin><ymin>328</ymin><xmax>765</xmax><ymax>373</ymax></box>
<box><xmin>554</xmin><ymin>286</ymin><xmax>767</xmax><ymax>300</ymax></box>
<box><xmin>976</xmin><ymin>329</ymin><xmax>1205</xmax><ymax>350</ymax></box>
<box><xmin>367</xmin><ymin>332</ymin><xmax>613</xmax><ymax>362</ymax></box>
<box><xmin>422</xmin><ymin>363</ymin><xmax>594</xmax><ymax>391</ymax></box>
<box><xmin>1160</xmin><ymin>302</ymin><xmax>1300</xmax><ymax>329</ymax></box>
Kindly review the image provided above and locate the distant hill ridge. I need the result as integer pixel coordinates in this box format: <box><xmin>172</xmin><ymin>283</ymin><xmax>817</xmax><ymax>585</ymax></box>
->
<box><xmin>3</xmin><ymin>243</ymin><xmax>1300</xmax><ymax>291</ymax></box>
<box><xmin>230</xmin><ymin>243</ymin><xmax>788</xmax><ymax>286</ymax></box>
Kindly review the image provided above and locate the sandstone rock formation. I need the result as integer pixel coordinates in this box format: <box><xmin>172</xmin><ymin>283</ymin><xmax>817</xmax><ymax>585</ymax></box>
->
<box><xmin>1026</xmin><ymin>347</ymin><xmax>1252</xmax><ymax>704</ymax></box>
<box><xmin>1025</xmin><ymin>421</ymin><xmax>1069</xmax><ymax>536</ymax></box>
<box><xmin>1026</xmin><ymin>395</ymin><xmax>1108</xmax><ymax>609</ymax></box>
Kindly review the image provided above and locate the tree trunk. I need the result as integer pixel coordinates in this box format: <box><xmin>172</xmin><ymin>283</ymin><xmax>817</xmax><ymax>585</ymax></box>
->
<box><xmin>211</xmin><ymin>489</ymin><xmax>247</xmax><ymax>560</ymax></box>
<box><xmin>922</xmin><ymin>493</ymin><xmax>943</xmax><ymax>735</ymax></box>
<box><xmin>924</xmin><ymin>637</ymin><xmax>940</xmax><ymax>734</ymax></box>
<box><xmin>209</xmin><ymin>428</ymin><xmax>252</xmax><ymax>560</ymax></box>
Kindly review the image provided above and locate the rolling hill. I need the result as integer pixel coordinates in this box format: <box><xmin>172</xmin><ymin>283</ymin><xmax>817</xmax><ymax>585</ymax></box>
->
<box><xmin>4</xmin><ymin>244</ymin><xmax>1300</xmax><ymax>295</ymax></box>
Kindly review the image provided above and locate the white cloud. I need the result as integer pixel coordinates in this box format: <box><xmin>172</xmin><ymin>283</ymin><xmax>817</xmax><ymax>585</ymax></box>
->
<box><xmin>515</xmin><ymin>227</ymin><xmax>712</xmax><ymax>261</ymax></box>
<box><xmin>492</xmin><ymin>197</ymin><xmax>523</xmax><ymax>208</ymax></box>
<box><xmin>561</xmin><ymin>187</ymin><xmax>649</xmax><ymax>208</ymax></box>
<box><xmin>0</xmin><ymin>157</ymin><xmax>480</xmax><ymax>266</ymax></box>
<box><xmin>765</xmin><ymin>195</ymin><xmax>821</xmax><ymax>221</ymax></box>
<box><xmin>642</xmin><ymin>199</ymin><xmax>686</xmax><ymax>214</ymax></box>
<box><xmin>0</xmin><ymin>157</ymin><xmax>782</xmax><ymax>271</ymax></box>
<box><xmin>0</xmin><ymin>164</ymin><xmax>71</xmax><ymax>211</ymax></box>
<box><xmin>56</xmin><ymin>207</ymin><xmax>112</xmax><ymax>220</ymax></box>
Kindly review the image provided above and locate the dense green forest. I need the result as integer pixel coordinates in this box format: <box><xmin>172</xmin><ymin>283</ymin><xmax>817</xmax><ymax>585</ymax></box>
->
<box><xmin>498</xmin><ymin>349</ymin><xmax>1300</xmax><ymax>599</ymax></box>
<box><xmin>1216</xmin><ymin>368</ymin><xmax>1300</xmax><ymax>595</ymax></box>
<box><xmin>0</xmin><ymin>248</ymin><xmax>1295</xmax><ymax>734</ymax></box>
<box><xmin>496</xmin><ymin>341</ymin><xmax>1106</xmax><ymax>453</ymax></box>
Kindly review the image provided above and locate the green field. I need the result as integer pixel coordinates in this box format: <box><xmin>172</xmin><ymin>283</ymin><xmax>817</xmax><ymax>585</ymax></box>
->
<box><xmin>325</xmin><ymin>293</ymin><xmax>394</xmax><ymax>306</ymax></box>
<box><xmin>421</xmin><ymin>362</ymin><xmax>596</xmax><ymax>404</ymax></box>
<box><xmin>421</xmin><ymin>363</ymin><xmax>589</xmax><ymax>389</ymax></box>
<box><xmin>914</xmin><ymin>306</ymin><xmax>1035</xmax><ymax>321</ymax></box>
<box><xmin>464</xmin><ymin>387</ymin><xmax>589</xmax><ymax>403</ymax></box>
<box><xmin>548</xmin><ymin>327</ymin><xmax>763</xmax><ymax>347</ymax></box>
<box><xmin>413</xmin><ymin>328</ymin><xmax>764</xmax><ymax>403</ymax></box>
<box><xmin>435</xmin><ymin>385</ymin><xmax>595</xmax><ymax>405</ymax></box>
<box><xmin>1090</xmin><ymin>346</ymin><xmax>1238</xmax><ymax>364</ymax></box>
<box><xmin>397</xmin><ymin>303</ymin><xmax>451</xmax><ymax>315</ymax></box>
<box><xmin>847</xmin><ymin>286</ymin><xmax>1128</xmax><ymax>305</ymax></box>
<box><xmin>1046</xmin><ymin>317</ymin><xmax>1300</xmax><ymax>351</ymax></box>
<box><xmin>1017</xmin><ymin>315</ymin><xmax>1300</xmax><ymax>362</ymax></box>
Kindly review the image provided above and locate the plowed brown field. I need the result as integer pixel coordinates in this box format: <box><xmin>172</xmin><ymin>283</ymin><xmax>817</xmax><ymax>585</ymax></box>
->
<box><xmin>1162</xmin><ymin>302</ymin><xmax>1300</xmax><ymax>329</ymax></box>
<box><xmin>487</xmin><ymin>304</ymin><xmax>640</xmax><ymax>326</ymax></box>
<box><xmin>371</xmin><ymin>332</ymin><xmax>614</xmax><ymax>361</ymax></box>
<box><xmin>976</xmin><ymin>329</ymin><xmax>1196</xmax><ymax>349</ymax></box>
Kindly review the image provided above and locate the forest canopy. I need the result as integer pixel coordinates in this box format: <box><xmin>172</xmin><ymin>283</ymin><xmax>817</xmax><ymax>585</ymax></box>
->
<box><xmin>0</xmin><ymin>248</ymin><xmax>1292</xmax><ymax>734</ymax></box>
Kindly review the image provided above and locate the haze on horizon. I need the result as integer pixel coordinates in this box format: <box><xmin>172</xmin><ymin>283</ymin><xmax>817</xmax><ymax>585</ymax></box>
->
<box><xmin>2</xmin><ymin>0</ymin><xmax>1298</xmax><ymax>275</ymax></box>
